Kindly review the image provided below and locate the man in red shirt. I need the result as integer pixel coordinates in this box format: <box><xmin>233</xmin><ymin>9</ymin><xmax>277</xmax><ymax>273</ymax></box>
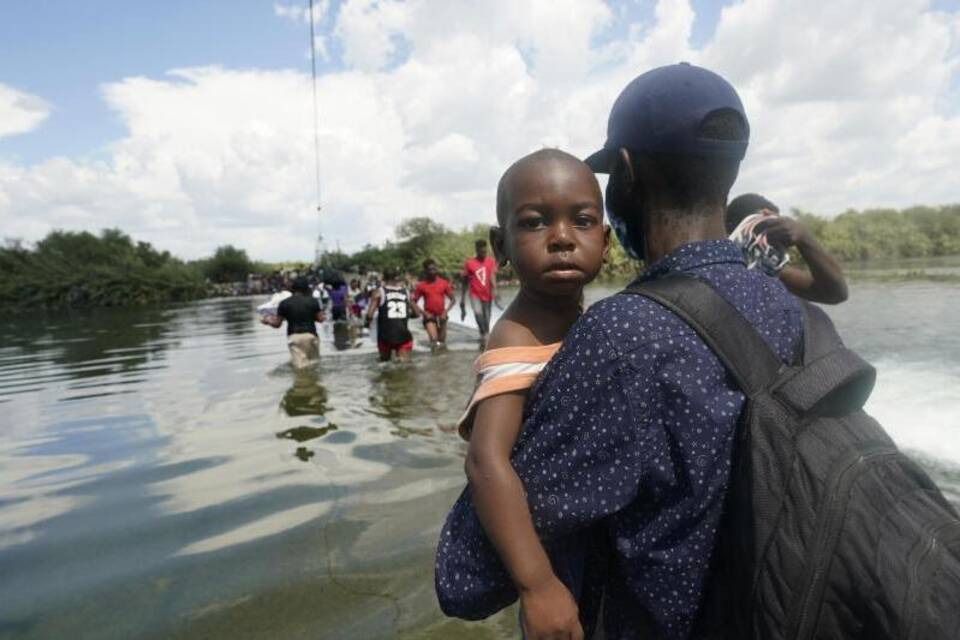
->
<box><xmin>412</xmin><ymin>258</ymin><xmax>457</xmax><ymax>350</ymax></box>
<box><xmin>459</xmin><ymin>239</ymin><xmax>499</xmax><ymax>346</ymax></box>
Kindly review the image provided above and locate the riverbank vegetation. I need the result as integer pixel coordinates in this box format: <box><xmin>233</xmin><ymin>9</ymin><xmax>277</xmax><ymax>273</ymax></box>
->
<box><xmin>794</xmin><ymin>205</ymin><xmax>960</xmax><ymax>262</ymax></box>
<box><xmin>0</xmin><ymin>229</ymin><xmax>266</xmax><ymax>308</ymax></box>
<box><xmin>3</xmin><ymin>205</ymin><xmax>958</xmax><ymax>309</ymax></box>
<box><xmin>323</xmin><ymin>204</ymin><xmax>960</xmax><ymax>280</ymax></box>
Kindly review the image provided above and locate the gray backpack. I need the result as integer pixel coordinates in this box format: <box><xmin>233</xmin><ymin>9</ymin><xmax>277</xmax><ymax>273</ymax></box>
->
<box><xmin>626</xmin><ymin>275</ymin><xmax>960</xmax><ymax>640</ymax></box>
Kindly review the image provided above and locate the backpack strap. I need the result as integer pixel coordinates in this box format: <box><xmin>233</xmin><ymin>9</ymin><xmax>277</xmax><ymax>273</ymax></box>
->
<box><xmin>623</xmin><ymin>274</ymin><xmax>876</xmax><ymax>415</ymax></box>
<box><xmin>770</xmin><ymin>303</ymin><xmax>876</xmax><ymax>416</ymax></box>
<box><xmin>621</xmin><ymin>274</ymin><xmax>785</xmax><ymax>397</ymax></box>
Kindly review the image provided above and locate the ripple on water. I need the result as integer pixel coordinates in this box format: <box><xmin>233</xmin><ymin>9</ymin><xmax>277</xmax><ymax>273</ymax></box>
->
<box><xmin>0</xmin><ymin>288</ymin><xmax>957</xmax><ymax>638</ymax></box>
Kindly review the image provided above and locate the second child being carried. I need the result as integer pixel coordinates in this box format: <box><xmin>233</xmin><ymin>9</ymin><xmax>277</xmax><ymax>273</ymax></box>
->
<box><xmin>441</xmin><ymin>149</ymin><xmax>609</xmax><ymax>639</ymax></box>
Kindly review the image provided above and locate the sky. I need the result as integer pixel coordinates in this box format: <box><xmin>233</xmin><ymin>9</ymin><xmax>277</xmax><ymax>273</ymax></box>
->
<box><xmin>1</xmin><ymin>0</ymin><xmax>959</xmax><ymax>262</ymax></box>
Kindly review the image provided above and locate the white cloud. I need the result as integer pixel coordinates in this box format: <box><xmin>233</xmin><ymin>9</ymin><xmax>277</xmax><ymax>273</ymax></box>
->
<box><xmin>0</xmin><ymin>83</ymin><xmax>51</xmax><ymax>139</ymax></box>
<box><xmin>706</xmin><ymin>0</ymin><xmax>960</xmax><ymax>214</ymax></box>
<box><xmin>0</xmin><ymin>0</ymin><xmax>958</xmax><ymax>261</ymax></box>
<box><xmin>273</xmin><ymin>1</ymin><xmax>329</xmax><ymax>24</ymax></box>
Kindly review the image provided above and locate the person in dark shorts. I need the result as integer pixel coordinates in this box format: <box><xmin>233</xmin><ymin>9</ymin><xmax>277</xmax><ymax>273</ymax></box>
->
<box><xmin>413</xmin><ymin>258</ymin><xmax>457</xmax><ymax>350</ymax></box>
<box><xmin>726</xmin><ymin>193</ymin><xmax>848</xmax><ymax>304</ymax></box>
<box><xmin>459</xmin><ymin>239</ymin><xmax>500</xmax><ymax>347</ymax></box>
<box><xmin>366</xmin><ymin>268</ymin><xmax>418</xmax><ymax>361</ymax></box>
<box><xmin>261</xmin><ymin>276</ymin><xmax>325</xmax><ymax>368</ymax></box>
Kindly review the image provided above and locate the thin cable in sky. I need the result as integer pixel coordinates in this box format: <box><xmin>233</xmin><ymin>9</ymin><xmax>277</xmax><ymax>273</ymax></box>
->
<box><xmin>308</xmin><ymin>0</ymin><xmax>323</xmax><ymax>242</ymax></box>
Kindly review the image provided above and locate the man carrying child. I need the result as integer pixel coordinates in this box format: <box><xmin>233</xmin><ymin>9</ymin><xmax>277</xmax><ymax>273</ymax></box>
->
<box><xmin>437</xmin><ymin>63</ymin><xmax>804</xmax><ymax>640</ymax></box>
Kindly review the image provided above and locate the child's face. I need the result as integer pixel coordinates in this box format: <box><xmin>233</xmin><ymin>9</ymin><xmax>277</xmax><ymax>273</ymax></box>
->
<box><xmin>494</xmin><ymin>158</ymin><xmax>608</xmax><ymax>298</ymax></box>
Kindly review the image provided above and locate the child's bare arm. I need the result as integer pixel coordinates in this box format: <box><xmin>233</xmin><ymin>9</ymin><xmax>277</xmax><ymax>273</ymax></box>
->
<box><xmin>466</xmin><ymin>393</ymin><xmax>582</xmax><ymax>638</ymax></box>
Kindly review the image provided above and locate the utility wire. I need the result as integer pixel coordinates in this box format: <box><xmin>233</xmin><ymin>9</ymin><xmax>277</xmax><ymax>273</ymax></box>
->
<box><xmin>308</xmin><ymin>0</ymin><xmax>323</xmax><ymax>222</ymax></box>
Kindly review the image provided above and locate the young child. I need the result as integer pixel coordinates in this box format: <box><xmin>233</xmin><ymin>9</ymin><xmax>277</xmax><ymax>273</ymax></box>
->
<box><xmin>439</xmin><ymin>149</ymin><xmax>609</xmax><ymax>638</ymax></box>
<box><xmin>726</xmin><ymin>193</ymin><xmax>849</xmax><ymax>304</ymax></box>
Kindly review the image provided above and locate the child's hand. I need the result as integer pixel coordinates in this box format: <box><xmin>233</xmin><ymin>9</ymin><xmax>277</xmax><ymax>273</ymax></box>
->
<box><xmin>762</xmin><ymin>216</ymin><xmax>809</xmax><ymax>249</ymax></box>
<box><xmin>519</xmin><ymin>576</ymin><xmax>583</xmax><ymax>640</ymax></box>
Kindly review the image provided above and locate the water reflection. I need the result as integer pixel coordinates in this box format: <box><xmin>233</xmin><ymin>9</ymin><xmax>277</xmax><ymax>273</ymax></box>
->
<box><xmin>0</xmin><ymin>304</ymin><xmax>175</xmax><ymax>401</ymax></box>
<box><xmin>276</xmin><ymin>424</ymin><xmax>339</xmax><ymax>442</ymax></box>
<box><xmin>279</xmin><ymin>368</ymin><xmax>328</xmax><ymax>417</ymax></box>
<box><xmin>331</xmin><ymin>320</ymin><xmax>359</xmax><ymax>351</ymax></box>
<box><xmin>220</xmin><ymin>299</ymin><xmax>258</xmax><ymax>338</ymax></box>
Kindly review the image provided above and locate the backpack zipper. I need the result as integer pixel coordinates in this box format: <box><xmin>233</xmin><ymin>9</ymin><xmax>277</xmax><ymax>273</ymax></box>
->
<box><xmin>791</xmin><ymin>445</ymin><xmax>898</xmax><ymax>640</ymax></box>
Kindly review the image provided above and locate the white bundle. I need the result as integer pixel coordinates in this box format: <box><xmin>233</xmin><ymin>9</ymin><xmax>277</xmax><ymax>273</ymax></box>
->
<box><xmin>256</xmin><ymin>290</ymin><xmax>292</xmax><ymax>317</ymax></box>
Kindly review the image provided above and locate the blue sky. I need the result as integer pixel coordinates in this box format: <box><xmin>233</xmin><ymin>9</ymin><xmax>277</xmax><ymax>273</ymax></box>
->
<box><xmin>0</xmin><ymin>1</ymin><xmax>319</xmax><ymax>162</ymax></box>
<box><xmin>0</xmin><ymin>0</ymin><xmax>731</xmax><ymax>164</ymax></box>
<box><xmin>1</xmin><ymin>1</ymin><xmax>958</xmax><ymax>260</ymax></box>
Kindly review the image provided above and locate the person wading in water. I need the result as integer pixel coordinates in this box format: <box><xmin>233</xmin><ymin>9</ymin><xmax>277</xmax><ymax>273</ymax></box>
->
<box><xmin>460</xmin><ymin>239</ymin><xmax>500</xmax><ymax>348</ymax></box>
<box><xmin>261</xmin><ymin>276</ymin><xmax>325</xmax><ymax>368</ymax></box>
<box><xmin>366</xmin><ymin>268</ymin><xmax>417</xmax><ymax>362</ymax></box>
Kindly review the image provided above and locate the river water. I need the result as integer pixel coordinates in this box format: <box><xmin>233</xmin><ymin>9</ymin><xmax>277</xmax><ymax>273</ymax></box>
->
<box><xmin>1</xmin><ymin>278</ymin><xmax>958</xmax><ymax>639</ymax></box>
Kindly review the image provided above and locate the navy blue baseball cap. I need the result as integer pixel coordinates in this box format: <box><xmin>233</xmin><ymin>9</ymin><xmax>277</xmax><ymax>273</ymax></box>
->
<box><xmin>585</xmin><ymin>62</ymin><xmax>749</xmax><ymax>173</ymax></box>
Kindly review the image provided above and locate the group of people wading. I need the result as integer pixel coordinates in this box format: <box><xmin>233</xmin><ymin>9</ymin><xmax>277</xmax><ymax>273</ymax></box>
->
<box><xmin>260</xmin><ymin>239</ymin><xmax>504</xmax><ymax>365</ymax></box>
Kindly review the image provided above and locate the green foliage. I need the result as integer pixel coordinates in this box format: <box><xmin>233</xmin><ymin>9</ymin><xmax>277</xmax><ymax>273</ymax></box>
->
<box><xmin>322</xmin><ymin>217</ymin><xmax>492</xmax><ymax>279</ymax></box>
<box><xmin>327</xmin><ymin>205</ymin><xmax>960</xmax><ymax>283</ymax></box>
<box><xmin>195</xmin><ymin>245</ymin><xmax>255</xmax><ymax>283</ymax></box>
<box><xmin>5</xmin><ymin>204</ymin><xmax>959</xmax><ymax>310</ymax></box>
<box><xmin>600</xmin><ymin>232</ymin><xmax>643</xmax><ymax>280</ymax></box>
<box><xmin>793</xmin><ymin>204</ymin><xmax>960</xmax><ymax>261</ymax></box>
<box><xmin>0</xmin><ymin>229</ymin><xmax>208</xmax><ymax>309</ymax></box>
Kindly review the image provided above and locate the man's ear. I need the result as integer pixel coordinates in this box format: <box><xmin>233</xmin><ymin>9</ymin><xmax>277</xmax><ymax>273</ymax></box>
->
<box><xmin>489</xmin><ymin>226</ymin><xmax>508</xmax><ymax>267</ymax></box>
<box><xmin>602</xmin><ymin>224</ymin><xmax>612</xmax><ymax>262</ymax></box>
<box><xmin>616</xmin><ymin>147</ymin><xmax>636</xmax><ymax>194</ymax></box>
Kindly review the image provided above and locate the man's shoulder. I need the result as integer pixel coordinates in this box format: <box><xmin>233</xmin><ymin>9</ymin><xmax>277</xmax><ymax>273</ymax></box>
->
<box><xmin>575</xmin><ymin>292</ymin><xmax>690</xmax><ymax>355</ymax></box>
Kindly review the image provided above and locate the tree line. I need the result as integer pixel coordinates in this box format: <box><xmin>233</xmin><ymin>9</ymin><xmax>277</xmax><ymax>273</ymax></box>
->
<box><xmin>0</xmin><ymin>229</ymin><xmax>265</xmax><ymax>308</ymax></box>
<box><xmin>2</xmin><ymin>204</ymin><xmax>958</xmax><ymax>309</ymax></box>
<box><xmin>792</xmin><ymin>205</ymin><xmax>960</xmax><ymax>262</ymax></box>
<box><xmin>323</xmin><ymin>204</ymin><xmax>960</xmax><ymax>279</ymax></box>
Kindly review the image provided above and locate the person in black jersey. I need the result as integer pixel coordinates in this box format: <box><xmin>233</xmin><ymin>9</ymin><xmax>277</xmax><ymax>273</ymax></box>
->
<box><xmin>261</xmin><ymin>276</ymin><xmax>326</xmax><ymax>367</ymax></box>
<box><xmin>365</xmin><ymin>268</ymin><xmax>418</xmax><ymax>361</ymax></box>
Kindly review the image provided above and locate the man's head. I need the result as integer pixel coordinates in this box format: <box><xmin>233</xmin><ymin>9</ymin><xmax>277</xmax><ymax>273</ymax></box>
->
<box><xmin>726</xmin><ymin>193</ymin><xmax>779</xmax><ymax>234</ymax></box>
<box><xmin>585</xmin><ymin>63</ymin><xmax>749</xmax><ymax>260</ymax></box>
<box><xmin>383</xmin><ymin>267</ymin><xmax>399</xmax><ymax>283</ymax></box>
<box><xmin>474</xmin><ymin>239</ymin><xmax>488</xmax><ymax>259</ymax></box>
<box><xmin>491</xmin><ymin>148</ymin><xmax>608</xmax><ymax>298</ymax></box>
<box><xmin>422</xmin><ymin>258</ymin><xmax>439</xmax><ymax>279</ymax></box>
<box><xmin>291</xmin><ymin>276</ymin><xmax>311</xmax><ymax>295</ymax></box>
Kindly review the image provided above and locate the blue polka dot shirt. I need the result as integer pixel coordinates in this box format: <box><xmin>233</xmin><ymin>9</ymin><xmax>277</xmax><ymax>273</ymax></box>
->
<box><xmin>436</xmin><ymin>240</ymin><xmax>803</xmax><ymax>639</ymax></box>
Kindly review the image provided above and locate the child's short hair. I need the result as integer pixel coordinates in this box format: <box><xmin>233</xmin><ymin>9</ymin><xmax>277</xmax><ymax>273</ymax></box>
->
<box><xmin>383</xmin><ymin>267</ymin><xmax>399</xmax><ymax>281</ymax></box>
<box><xmin>496</xmin><ymin>149</ymin><xmax>597</xmax><ymax>224</ymax></box>
<box><xmin>423</xmin><ymin>258</ymin><xmax>436</xmax><ymax>269</ymax></box>
<box><xmin>474</xmin><ymin>239</ymin><xmax>487</xmax><ymax>250</ymax></box>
